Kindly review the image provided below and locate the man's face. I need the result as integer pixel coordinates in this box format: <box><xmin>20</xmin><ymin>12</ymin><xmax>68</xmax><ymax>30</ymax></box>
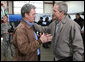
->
<box><xmin>3</xmin><ymin>16</ymin><xmax>8</xmax><ymax>23</ymax></box>
<box><xmin>25</xmin><ymin>9</ymin><xmax>36</xmax><ymax>22</ymax></box>
<box><xmin>76</xmin><ymin>15</ymin><xmax>79</xmax><ymax>19</ymax></box>
<box><xmin>52</xmin><ymin>4</ymin><xmax>63</xmax><ymax>21</ymax></box>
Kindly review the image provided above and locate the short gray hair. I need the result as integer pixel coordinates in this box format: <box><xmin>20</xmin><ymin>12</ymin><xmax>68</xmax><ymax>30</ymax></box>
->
<box><xmin>55</xmin><ymin>2</ymin><xmax>68</xmax><ymax>15</ymax></box>
<box><xmin>21</xmin><ymin>3</ymin><xmax>36</xmax><ymax>17</ymax></box>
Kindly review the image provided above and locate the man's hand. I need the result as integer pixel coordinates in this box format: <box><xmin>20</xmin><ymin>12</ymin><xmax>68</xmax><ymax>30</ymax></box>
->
<box><xmin>46</xmin><ymin>34</ymin><xmax>53</xmax><ymax>41</ymax></box>
<box><xmin>40</xmin><ymin>33</ymin><xmax>53</xmax><ymax>43</ymax></box>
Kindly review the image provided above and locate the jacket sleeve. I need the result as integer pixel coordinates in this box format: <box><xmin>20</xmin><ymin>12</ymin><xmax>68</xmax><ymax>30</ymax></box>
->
<box><xmin>34</xmin><ymin>23</ymin><xmax>50</xmax><ymax>33</ymax></box>
<box><xmin>71</xmin><ymin>23</ymin><xmax>84</xmax><ymax>61</ymax></box>
<box><xmin>15</xmin><ymin>28</ymin><xmax>42</xmax><ymax>55</ymax></box>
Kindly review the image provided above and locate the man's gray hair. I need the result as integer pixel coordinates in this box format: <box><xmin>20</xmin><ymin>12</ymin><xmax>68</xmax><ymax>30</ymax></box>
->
<box><xmin>21</xmin><ymin>3</ymin><xmax>36</xmax><ymax>17</ymax></box>
<box><xmin>55</xmin><ymin>2</ymin><xmax>68</xmax><ymax>15</ymax></box>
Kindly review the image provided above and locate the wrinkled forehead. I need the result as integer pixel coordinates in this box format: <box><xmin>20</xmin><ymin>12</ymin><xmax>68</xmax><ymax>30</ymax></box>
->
<box><xmin>53</xmin><ymin>4</ymin><xmax>59</xmax><ymax>9</ymax></box>
<box><xmin>30</xmin><ymin>9</ymin><xmax>36</xmax><ymax>12</ymax></box>
<box><xmin>29</xmin><ymin>9</ymin><xmax>36</xmax><ymax>14</ymax></box>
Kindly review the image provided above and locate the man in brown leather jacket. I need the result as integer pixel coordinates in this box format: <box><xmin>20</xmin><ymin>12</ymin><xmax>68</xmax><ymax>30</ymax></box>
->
<box><xmin>12</xmin><ymin>3</ymin><xmax>52</xmax><ymax>61</ymax></box>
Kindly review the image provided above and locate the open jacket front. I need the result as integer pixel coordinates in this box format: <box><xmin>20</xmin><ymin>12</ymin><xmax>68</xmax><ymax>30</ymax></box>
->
<box><xmin>12</xmin><ymin>19</ymin><xmax>42</xmax><ymax>61</ymax></box>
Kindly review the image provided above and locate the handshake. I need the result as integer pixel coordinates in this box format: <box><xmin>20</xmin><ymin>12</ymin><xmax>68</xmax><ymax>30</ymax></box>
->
<box><xmin>40</xmin><ymin>33</ymin><xmax>53</xmax><ymax>43</ymax></box>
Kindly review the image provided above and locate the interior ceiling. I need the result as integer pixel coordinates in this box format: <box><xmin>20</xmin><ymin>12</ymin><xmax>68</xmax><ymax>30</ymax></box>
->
<box><xmin>44</xmin><ymin>1</ymin><xmax>53</xmax><ymax>3</ymax></box>
<box><xmin>55</xmin><ymin>1</ymin><xmax>63</xmax><ymax>3</ymax></box>
<box><xmin>44</xmin><ymin>1</ymin><xmax>64</xmax><ymax>3</ymax></box>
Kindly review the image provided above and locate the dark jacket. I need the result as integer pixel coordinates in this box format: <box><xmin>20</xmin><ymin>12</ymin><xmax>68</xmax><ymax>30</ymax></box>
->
<box><xmin>74</xmin><ymin>17</ymin><xmax>84</xmax><ymax>29</ymax></box>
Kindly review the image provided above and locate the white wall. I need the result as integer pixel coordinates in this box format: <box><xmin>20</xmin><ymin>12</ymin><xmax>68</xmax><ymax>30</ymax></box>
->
<box><xmin>13</xmin><ymin>1</ymin><xmax>43</xmax><ymax>14</ymax></box>
<box><xmin>65</xmin><ymin>1</ymin><xmax>84</xmax><ymax>20</ymax></box>
<box><xmin>44</xmin><ymin>1</ymin><xmax>84</xmax><ymax>14</ymax></box>
<box><xmin>44</xmin><ymin>1</ymin><xmax>84</xmax><ymax>20</ymax></box>
<box><xmin>66</xmin><ymin>1</ymin><xmax>84</xmax><ymax>13</ymax></box>
<box><xmin>44</xmin><ymin>4</ymin><xmax>53</xmax><ymax>14</ymax></box>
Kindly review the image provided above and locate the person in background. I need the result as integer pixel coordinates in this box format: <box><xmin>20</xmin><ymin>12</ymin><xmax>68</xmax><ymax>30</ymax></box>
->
<box><xmin>37</xmin><ymin>17</ymin><xmax>43</xmax><ymax>25</ymax></box>
<box><xmin>45</xmin><ymin>17</ymin><xmax>50</xmax><ymax>25</ymax></box>
<box><xmin>1</xmin><ymin>15</ymin><xmax>13</xmax><ymax>61</ymax></box>
<box><xmin>34</xmin><ymin>2</ymin><xmax>84</xmax><ymax>61</ymax></box>
<box><xmin>12</xmin><ymin>3</ymin><xmax>52</xmax><ymax>61</ymax></box>
<box><xmin>42</xmin><ymin>17</ymin><xmax>51</xmax><ymax>48</ymax></box>
<box><xmin>74</xmin><ymin>13</ymin><xmax>84</xmax><ymax>46</ymax></box>
<box><xmin>74</xmin><ymin>13</ymin><xmax>84</xmax><ymax>29</ymax></box>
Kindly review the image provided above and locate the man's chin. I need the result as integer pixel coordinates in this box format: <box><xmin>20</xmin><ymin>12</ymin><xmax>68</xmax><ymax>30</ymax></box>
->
<box><xmin>52</xmin><ymin>18</ymin><xmax>56</xmax><ymax>21</ymax></box>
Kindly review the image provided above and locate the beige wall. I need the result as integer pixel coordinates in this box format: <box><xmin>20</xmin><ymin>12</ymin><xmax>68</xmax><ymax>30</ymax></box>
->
<box><xmin>1</xmin><ymin>1</ymin><xmax>84</xmax><ymax>15</ymax></box>
<box><xmin>8</xmin><ymin>1</ymin><xmax>13</xmax><ymax>14</ymax></box>
<box><xmin>43</xmin><ymin>1</ymin><xmax>84</xmax><ymax>14</ymax></box>
<box><xmin>44</xmin><ymin>4</ymin><xmax>53</xmax><ymax>14</ymax></box>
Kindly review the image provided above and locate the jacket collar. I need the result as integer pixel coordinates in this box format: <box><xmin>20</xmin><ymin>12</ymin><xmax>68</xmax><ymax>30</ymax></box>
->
<box><xmin>61</xmin><ymin>15</ymin><xmax>68</xmax><ymax>24</ymax></box>
<box><xmin>24</xmin><ymin>19</ymin><xmax>34</xmax><ymax>27</ymax></box>
<box><xmin>21</xmin><ymin>19</ymin><xmax>33</xmax><ymax>29</ymax></box>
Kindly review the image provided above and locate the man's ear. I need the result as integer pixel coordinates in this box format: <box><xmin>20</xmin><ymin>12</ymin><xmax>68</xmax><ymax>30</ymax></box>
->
<box><xmin>61</xmin><ymin>11</ymin><xmax>64</xmax><ymax>15</ymax></box>
<box><xmin>25</xmin><ymin>13</ymin><xmax>29</xmax><ymax>18</ymax></box>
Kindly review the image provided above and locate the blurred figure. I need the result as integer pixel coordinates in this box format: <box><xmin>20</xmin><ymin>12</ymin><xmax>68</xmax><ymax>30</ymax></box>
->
<box><xmin>42</xmin><ymin>17</ymin><xmax>51</xmax><ymax>48</ymax></box>
<box><xmin>74</xmin><ymin>13</ymin><xmax>84</xmax><ymax>29</ymax></box>
<box><xmin>1</xmin><ymin>3</ymin><xmax>15</xmax><ymax>61</ymax></box>
<box><xmin>45</xmin><ymin>16</ymin><xmax>50</xmax><ymax>25</ymax></box>
<box><xmin>1</xmin><ymin>15</ymin><xmax>13</xmax><ymax>61</ymax></box>
<box><xmin>37</xmin><ymin>17</ymin><xmax>43</xmax><ymax>25</ymax></box>
<box><xmin>12</xmin><ymin>3</ymin><xmax>52</xmax><ymax>61</ymax></box>
<box><xmin>74</xmin><ymin>13</ymin><xmax>84</xmax><ymax>46</ymax></box>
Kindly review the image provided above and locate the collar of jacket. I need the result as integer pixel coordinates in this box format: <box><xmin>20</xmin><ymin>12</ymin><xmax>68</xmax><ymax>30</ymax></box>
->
<box><xmin>61</xmin><ymin>15</ymin><xmax>68</xmax><ymax>24</ymax></box>
<box><xmin>24</xmin><ymin>20</ymin><xmax>34</xmax><ymax>27</ymax></box>
<box><xmin>21</xmin><ymin>19</ymin><xmax>34</xmax><ymax>29</ymax></box>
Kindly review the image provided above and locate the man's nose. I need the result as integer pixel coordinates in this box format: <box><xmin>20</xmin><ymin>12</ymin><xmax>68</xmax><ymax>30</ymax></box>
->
<box><xmin>52</xmin><ymin>11</ymin><xmax>54</xmax><ymax>14</ymax></box>
<box><xmin>52</xmin><ymin>11</ymin><xmax>55</xmax><ymax>15</ymax></box>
